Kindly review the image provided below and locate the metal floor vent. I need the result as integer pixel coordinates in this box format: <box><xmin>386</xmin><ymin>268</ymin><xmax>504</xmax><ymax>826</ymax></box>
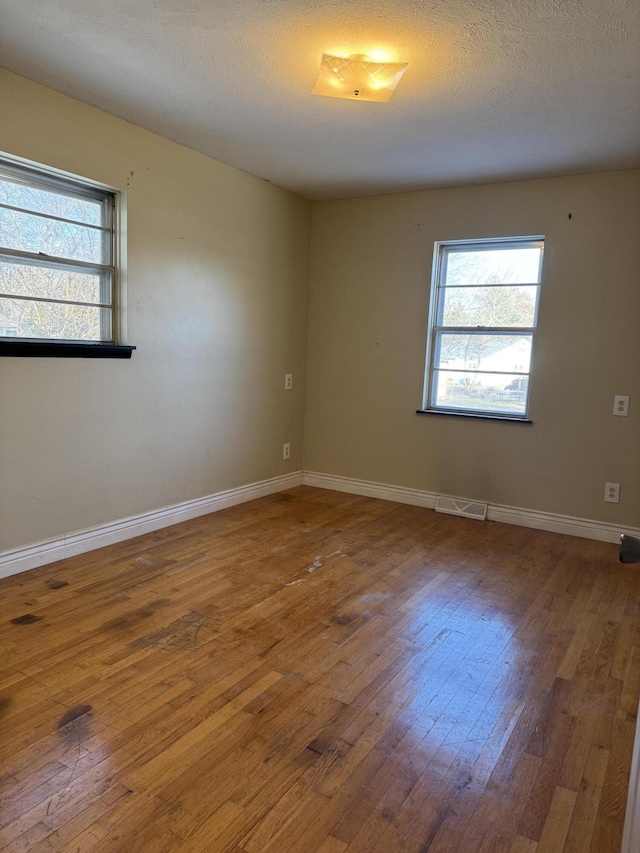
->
<box><xmin>435</xmin><ymin>494</ymin><xmax>488</xmax><ymax>521</ymax></box>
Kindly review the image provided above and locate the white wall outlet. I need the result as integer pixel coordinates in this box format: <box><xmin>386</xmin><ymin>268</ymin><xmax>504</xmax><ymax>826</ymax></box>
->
<box><xmin>282</xmin><ymin>442</ymin><xmax>290</xmax><ymax>460</ymax></box>
<box><xmin>604</xmin><ymin>482</ymin><xmax>620</xmax><ymax>503</ymax></box>
<box><xmin>285</xmin><ymin>373</ymin><xmax>293</xmax><ymax>390</ymax></box>
<box><xmin>613</xmin><ymin>395</ymin><xmax>629</xmax><ymax>416</ymax></box>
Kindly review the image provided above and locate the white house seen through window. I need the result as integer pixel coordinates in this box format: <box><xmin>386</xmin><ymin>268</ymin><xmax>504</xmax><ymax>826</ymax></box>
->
<box><xmin>0</xmin><ymin>157</ymin><xmax>118</xmax><ymax>345</ymax></box>
<box><xmin>423</xmin><ymin>237</ymin><xmax>544</xmax><ymax>419</ymax></box>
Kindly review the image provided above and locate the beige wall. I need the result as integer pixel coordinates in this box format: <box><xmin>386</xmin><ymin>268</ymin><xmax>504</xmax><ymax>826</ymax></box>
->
<box><xmin>305</xmin><ymin>172</ymin><xmax>640</xmax><ymax>526</ymax></box>
<box><xmin>0</xmin><ymin>70</ymin><xmax>310</xmax><ymax>552</ymax></box>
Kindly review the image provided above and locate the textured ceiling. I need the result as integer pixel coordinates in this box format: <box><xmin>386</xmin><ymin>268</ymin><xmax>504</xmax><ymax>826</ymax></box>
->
<box><xmin>1</xmin><ymin>0</ymin><xmax>639</xmax><ymax>199</ymax></box>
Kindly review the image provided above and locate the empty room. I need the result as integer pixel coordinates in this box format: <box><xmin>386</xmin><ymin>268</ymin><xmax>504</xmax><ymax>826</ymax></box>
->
<box><xmin>1</xmin><ymin>1</ymin><xmax>639</xmax><ymax>852</ymax></box>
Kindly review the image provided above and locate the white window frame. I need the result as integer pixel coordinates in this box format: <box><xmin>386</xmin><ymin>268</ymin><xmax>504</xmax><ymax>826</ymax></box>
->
<box><xmin>0</xmin><ymin>153</ymin><xmax>127</xmax><ymax>348</ymax></box>
<box><xmin>422</xmin><ymin>236</ymin><xmax>544</xmax><ymax>421</ymax></box>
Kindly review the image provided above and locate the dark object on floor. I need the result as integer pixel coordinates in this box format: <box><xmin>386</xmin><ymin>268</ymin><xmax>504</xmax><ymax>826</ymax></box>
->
<box><xmin>620</xmin><ymin>534</ymin><xmax>640</xmax><ymax>563</ymax></box>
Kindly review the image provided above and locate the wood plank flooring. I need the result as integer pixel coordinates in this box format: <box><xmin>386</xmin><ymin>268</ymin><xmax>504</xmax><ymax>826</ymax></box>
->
<box><xmin>1</xmin><ymin>485</ymin><xmax>639</xmax><ymax>852</ymax></box>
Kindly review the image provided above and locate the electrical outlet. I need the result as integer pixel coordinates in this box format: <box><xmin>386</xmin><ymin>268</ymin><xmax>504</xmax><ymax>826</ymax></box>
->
<box><xmin>604</xmin><ymin>482</ymin><xmax>620</xmax><ymax>503</ymax></box>
<box><xmin>613</xmin><ymin>395</ymin><xmax>629</xmax><ymax>416</ymax></box>
<box><xmin>282</xmin><ymin>442</ymin><xmax>290</xmax><ymax>460</ymax></box>
<box><xmin>285</xmin><ymin>373</ymin><xmax>293</xmax><ymax>390</ymax></box>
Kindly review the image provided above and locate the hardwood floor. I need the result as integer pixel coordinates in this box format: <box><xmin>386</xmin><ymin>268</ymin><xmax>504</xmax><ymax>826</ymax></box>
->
<box><xmin>1</xmin><ymin>486</ymin><xmax>639</xmax><ymax>852</ymax></box>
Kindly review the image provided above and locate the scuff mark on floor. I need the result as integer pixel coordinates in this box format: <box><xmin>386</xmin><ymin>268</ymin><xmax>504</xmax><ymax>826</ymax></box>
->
<box><xmin>11</xmin><ymin>613</ymin><xmax>42</xmax><ymax>625</ymax></box>
<box><xmin>307</xmin><ymin>549</ymin><xmax>344</xmax><ymax>574</ymax></box>
<box><xmin>101</xmin><ymin>599</ymin><xmax>170</xmax><ymax>631</ymax></box>
<box><xmin>129</xmin><ymin>611</ymin><xmax>212</xmax><ymax>651</ymax></box>
<box><xmin>515</xmin><ymin>549</ymin><xmax>535</xmax><ymax>563</ymax></box>
<box><xmin>307</xmin><ymin>556</ymin><xmax>323</xmax><ymax>573</ymax></box>
<box><xmin>329</xmin><ymin>613</ymin><xmax>357</xmax><ymax>626</ymax></box>
<box><xmin>51</xmin><ymin>704</ymin><xmax>94</xmax><ymax>813</ymax></box>
<box><xmin>57</xmin><ymin>705</ymin><xmax>93</xmax><ymax>729</ymax></box>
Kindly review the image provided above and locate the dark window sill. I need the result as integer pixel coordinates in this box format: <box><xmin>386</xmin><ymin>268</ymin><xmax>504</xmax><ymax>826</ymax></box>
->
<box><xmin>0</xmin><ymin>341</ymin><xmax>136</xmax><ymax>359</ymax></box>
<box><xmin>416</xmin><ymin>409</ymin><xmax>532</xmax><ymax>424</ymax></box>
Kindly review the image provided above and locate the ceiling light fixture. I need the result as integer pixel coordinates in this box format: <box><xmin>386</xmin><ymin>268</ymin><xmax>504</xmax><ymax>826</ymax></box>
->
<box><xmin>311</xmin><ymin>53</ymin><xmax>408</xmax><ymax>103</ymax></box>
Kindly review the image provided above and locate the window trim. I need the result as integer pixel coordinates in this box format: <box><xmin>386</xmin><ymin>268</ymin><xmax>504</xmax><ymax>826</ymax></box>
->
<box><xmin>0</xmin><ymin>152</ymin><xmax>131</xmax><ymax>357</ymax></box>
<box><xmin>420</xmin><ymin>235</ymin><xmax>544</xmax><ymax>421</ymax></box>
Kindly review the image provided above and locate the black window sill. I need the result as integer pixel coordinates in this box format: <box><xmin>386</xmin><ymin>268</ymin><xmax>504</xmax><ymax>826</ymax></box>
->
<box><xmin>416</xmin><ymin>409</ymin><xmax>532</xmax><ymax>424</ymax></box>
<box><xmin>0</xmin><ymin>341</ymin><xmax>136</xmax><ymax>359</ymax></box>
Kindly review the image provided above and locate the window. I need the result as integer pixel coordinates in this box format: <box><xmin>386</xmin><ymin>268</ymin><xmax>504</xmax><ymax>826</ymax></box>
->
<box><xmin>422</xmin><ymin>237</ymin><xmax>544</xmax><ymax>420</ymax></box>
<box><xmin>0</xmin><ymin>155</ymin><xmax>132</xmax><ymax>357</ymax></box>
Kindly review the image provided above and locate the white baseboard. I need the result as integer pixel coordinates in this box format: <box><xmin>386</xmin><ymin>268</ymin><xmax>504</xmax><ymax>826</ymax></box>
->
<box><xmin>3</xmin><ymin>468</ymin><xmax>638</xmax><ymax>580</ymax></box>
<box><xmin>0</xmin><ymin>471</ymin><xmax>303</xmax><ymax>580</ymax></box>
<box><xmin>486</xmin><ymin>502</ymin><xmax>640</xmax><ymax>543</ymax></box>
<box><xmin>302</xmin><ymin>471</ymin><xmax>640</xmax><ymax>544</ymax></box>
<box><xmin>302</xmin><ymin>470</ymin><xmax>439</xmax><ymax>509</ymax></box>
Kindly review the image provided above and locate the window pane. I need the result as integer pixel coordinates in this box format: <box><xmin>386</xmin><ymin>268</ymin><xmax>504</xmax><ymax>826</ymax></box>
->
<box><xmin>0</xmin><ymin>178</ymin><xmax>103</xmax><ymax>226</ymax></box>
<box><xmin>0</xmin><ymin>260</ymin><xmax>109</xmax><ymax>304</ymax></box>
<box><xmin>432</xmin><ymin>370</ymin><xmax>529</xmax><ymax>415</ymax></box>
<box><xmin>441</xmin><ymin>285</ymin><xmax>537</xmax><ymax>327</ymax></box>
<box><xmin>0</xmin><ymin>296</ymin><xmax>111</xmax><ymax>341</ymax></box>
<box><xmin>0</xmin><ymin>206</ymin><xmax>105</xmax><ymax>264</ymax></box>
<box><xmin>435</xmin><ymin>332</ymin><xmax>532</xmax><ymax>373</ymax></box>
<box><xmin>444</xmin><ymin>246</ymin><xmax>542</xmax><ymax>285</ymax></box>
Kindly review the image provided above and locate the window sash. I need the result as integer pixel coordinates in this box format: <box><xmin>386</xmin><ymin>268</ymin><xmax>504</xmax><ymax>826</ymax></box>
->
<box><xmin>0</xmin><ymin>297</ymin><xmax>113</xmax><ymax>343</ymax></box>
<box><xmin>0</xmin><ymin>160</ymin><xmax>111</xmax><ymax>205</ymax></box>
<box><xmin>433</xmin><ymin>367</ymin><xmax>531</xmax><ymax>377</ymax></box>
<box><xmin>0</xmin><ymin>292</ymin><xmax>112</xmax><ymax>310</ymax></box>
<box><xmin>436</xmin><ymin>284</ymin><xmax>540</xmax><ymax>329</ymax></box>
<box><xmin>0</xmin><ymin>247</ymin><xmax>114</xmax><ymax>274</ymax></box>
<box><xmin>0</xmin><ymin>201</ymin><xmax>112</xmax><ymax>233</ymax></box>
<box><xmin>440</xmin><ymin>238</ymin><xmax>544</xmax><ymax>283</ymax></box>
<box><xmin>0</xmin><ymin>158</ymin><xmax>116</xmax><ymax>344</ymax></box>
<box><xmin>431</xmin><ymin>325</ymin><xmax>537</xmax><ymax>334</ymax></box>
<box><xmin>430</xmin><ymin>370</ymin><xmax>531</xmax><ymax>417</ymax></box>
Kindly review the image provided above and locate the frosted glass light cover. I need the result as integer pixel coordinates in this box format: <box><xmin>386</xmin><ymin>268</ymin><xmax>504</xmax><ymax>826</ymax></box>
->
<box><xmin>312</xmin><ymin>53</ymin><xmax>408</xmax><ymax>102</ymax></box>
